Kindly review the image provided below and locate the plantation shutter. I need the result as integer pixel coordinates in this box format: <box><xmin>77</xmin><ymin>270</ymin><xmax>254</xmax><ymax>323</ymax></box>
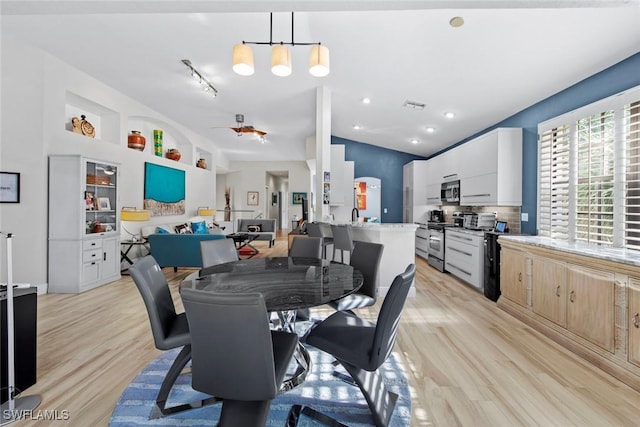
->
<box><xmin>625</xmin><ymin>101</ymin><xmax>640</xmax><ymax>250</ymax></box>
<box><xmin>539</xmin><ymin>125</ymin><xmax>571</xmax><ymax>239</ymax></box>
<box><xmin>574</xmin><ymin>110</ymin><xmax>615</xmax><ymax>245</ymax></box>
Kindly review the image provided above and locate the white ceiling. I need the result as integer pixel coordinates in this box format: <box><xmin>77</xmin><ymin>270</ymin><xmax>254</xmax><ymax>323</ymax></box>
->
<box><xmin>3</xmin><ymin>1</ymin><xmax>640</xmax><ymax>163</ymax></box>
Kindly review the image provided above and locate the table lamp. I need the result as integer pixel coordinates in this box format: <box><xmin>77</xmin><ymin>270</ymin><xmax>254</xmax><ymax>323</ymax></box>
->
<box><xmin>197</xmin><ymin>207</ymin><xmax>217</xmax><ymax>227</ymax></box>
<box><xmin>121</xmin><ymin>207</ymin><xmax>151</xmax><ymax>241</ymax></box>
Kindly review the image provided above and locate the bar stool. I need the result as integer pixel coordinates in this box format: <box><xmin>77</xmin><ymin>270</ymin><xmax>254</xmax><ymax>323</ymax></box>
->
<box><xmin>306</xmin><ymin>222</ymin><xmax>333</xmax><ymax>259</ymax></box>
<box><xmin>330</xmin><ymin>224</ymin><xmax>354</xmax><ymax>263</ymax></box>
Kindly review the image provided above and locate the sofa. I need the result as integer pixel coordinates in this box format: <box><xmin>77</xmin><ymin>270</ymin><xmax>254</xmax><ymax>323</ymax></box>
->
<box><xmin>143</xmin><ymin>221</ymin><xmax>226</xmax><ymax>270</ymax></box>
<box><xmin>236</xmin><ymin>219</ymin><xmax>277</xmax><ymax>247</ymax></box>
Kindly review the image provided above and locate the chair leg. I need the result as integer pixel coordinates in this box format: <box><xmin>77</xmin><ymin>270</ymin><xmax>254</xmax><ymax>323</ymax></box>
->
<box><xmin>151</xmin><ymin>345</ymin><xmax>221</xmax><ymax>419</ymax></box>
<box><xmin>218</xmin><ymin>399</ymin><xmax>271</xmax><ymax>427</ymax></box>
<box><xmin>286</xmin><ymin>404</ymin><xmax>349</xmax><ymax>427</ymax></box>
<box><xmin>338</xmin><ymin>361</ymin><xmax>399</xmax><ymax>427</ymax></box>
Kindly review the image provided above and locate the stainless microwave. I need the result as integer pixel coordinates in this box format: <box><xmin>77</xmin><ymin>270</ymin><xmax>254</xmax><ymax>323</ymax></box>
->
<box><xmin>441</xmin><ymin>180</ymin><xmax>460</xmax><ymax>204</ymax></box>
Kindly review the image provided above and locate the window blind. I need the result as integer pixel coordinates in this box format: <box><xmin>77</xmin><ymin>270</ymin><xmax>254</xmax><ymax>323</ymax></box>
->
<box><xmin>537</xmin><ymin>85</ymin><xmax>640</xmax><ymax>250</ymax></box>
<box><xmin>539</xmin><ymin>125</ymin><xmax>570</xmax><ymax>240</ymax></box>
<box><xmin>624</xmin><ymin>101</ymin><xmax>640</xmax><ymax>249</ymax></box>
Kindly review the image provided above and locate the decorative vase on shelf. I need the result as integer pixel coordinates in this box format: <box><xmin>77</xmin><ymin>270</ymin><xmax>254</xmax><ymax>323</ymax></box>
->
<box><xmin>166</xmin><ymin>148</ymin><xmax>181</xmax><ymax>161</ymax></box>
<box><xmin>127</xmin><ymin>130</ymin><xmax>146</xmax><ymax>151</ymax></box>
<box><xmin>196</xmin><ymin>158</ymin><xmax>207</xmax><ymax>169</ymax></box>
<box><xmin>153</xmin><ymin>129</ymin><xmax>163</xmax><ymax>156</ymax></box>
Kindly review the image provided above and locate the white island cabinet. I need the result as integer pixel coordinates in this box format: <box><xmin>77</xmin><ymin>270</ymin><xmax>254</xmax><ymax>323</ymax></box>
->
<box><xmin>349</xmin><ymin>223</ymin><xmax>419</xmax><ymax>297</ymax></box>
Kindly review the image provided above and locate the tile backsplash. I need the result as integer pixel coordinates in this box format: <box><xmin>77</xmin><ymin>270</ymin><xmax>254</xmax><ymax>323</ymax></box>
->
<box><xmin>441</xmin><ymin>205</ymin><xmax>521</xmax><ymax>233</ymax></box>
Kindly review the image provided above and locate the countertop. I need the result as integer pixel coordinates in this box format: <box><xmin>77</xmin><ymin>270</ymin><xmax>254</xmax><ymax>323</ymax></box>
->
<box><xmin>334</xmin><ymin>222</ymin><xmax>419</xmax><ymax>231</ymax></box>
<box><xmin>498</xmin><ymin>234</ymin><xmax>640</xmax><ymax>268</ymax></box>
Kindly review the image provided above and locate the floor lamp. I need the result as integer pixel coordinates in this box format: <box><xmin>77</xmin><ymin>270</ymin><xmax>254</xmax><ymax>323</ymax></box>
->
<box><xmin>1</xmin><ymin>232</ymin><xmax>41</xmax><ymax>425</ymax></box>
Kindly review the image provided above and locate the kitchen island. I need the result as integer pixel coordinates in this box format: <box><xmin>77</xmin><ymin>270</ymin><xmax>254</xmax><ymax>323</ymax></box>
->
<box><xmin>348</xmin><ymin>223</ymin><xmax>419</xmax><ymax>298</ymax></box>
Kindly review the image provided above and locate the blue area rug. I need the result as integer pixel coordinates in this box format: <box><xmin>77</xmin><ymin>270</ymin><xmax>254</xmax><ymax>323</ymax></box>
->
<box><xmin>110</xmin><ymin>345</ymin><xmax>411</xmax><ymax>426</ymax></box>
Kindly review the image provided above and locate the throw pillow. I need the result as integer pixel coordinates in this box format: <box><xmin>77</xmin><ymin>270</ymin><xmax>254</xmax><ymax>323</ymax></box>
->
<box><xmin>174</xmin><ymin>223</ymin><xmax>193</xmax><ymax>234</ymax></box>
<box><xmin>247</xmin><ymin>224</ymin><xmax>261</xmax><ymax>232</ymax></box>
<box><xmin>155</xmin><ymin>227</ymin><xmax>170</xmax><ymax>234</ymax></box>
<box><xmin>191</xmin><ymin>220</ymin><xmax>208</xmax><ymax>235</ymax></box>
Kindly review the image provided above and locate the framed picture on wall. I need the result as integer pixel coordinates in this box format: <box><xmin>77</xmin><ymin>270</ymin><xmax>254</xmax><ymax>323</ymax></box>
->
<box><xmin>247</xmin><ymin>191</ymin><xmax>259</xmax><ymax>206</ymax></box>
<box><xmin>0</xmin><ymin>172</ymin><xmax>20</xmax><ymax>203</ymax></box>
<box><xmin>292</xmin><ymin>192</ymin><xmax>307</xmax><ymax>205</ymax></box>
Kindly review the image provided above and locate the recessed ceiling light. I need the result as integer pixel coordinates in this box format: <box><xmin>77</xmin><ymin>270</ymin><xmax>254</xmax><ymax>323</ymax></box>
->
<box><xmin>426</xmin><ymin>127</ymin><xmax>436</xmax><ymax>133</ymax></box>
<box><xmin>444</xmin><ymin>112</ymin><xmax>455</xmax><ymax>119</ymax></box>
<box><xmin>362</xmin><ymin>97</ymin><xmax>371</xmax><ymax>104</ymax></box>
<box><xmin>352</xmin><ymin>124</ymin><xmax>361</xmax><ymax>130</ymax></box>
<box><xmin>449</xmin><ymin>16</ymin><xmax>464</xmax><ymax>28</ymax></box>
<box><xmin>410</xmin><ymin>139</ymin><xmax>419</xmax><ymax>145</ymax></box>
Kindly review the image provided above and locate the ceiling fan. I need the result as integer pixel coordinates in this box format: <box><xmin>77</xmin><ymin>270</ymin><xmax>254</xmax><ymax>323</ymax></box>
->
<box><xmin>229</xmin><ymin>114</ymin><xmax>267</xmax><ymax>137</ymax></box>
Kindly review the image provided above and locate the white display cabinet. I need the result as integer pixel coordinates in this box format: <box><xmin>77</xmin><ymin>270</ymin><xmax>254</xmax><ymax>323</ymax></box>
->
<box><xmin>48</xmin><ymin>155</ymin><xmax>121</xmax><ymax>293</ymax></box>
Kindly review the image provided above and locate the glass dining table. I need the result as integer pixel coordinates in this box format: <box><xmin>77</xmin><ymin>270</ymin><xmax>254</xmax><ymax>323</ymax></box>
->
<box><xmin>180</xmin><ymin>256</ymin><xmax>364</xmax><ymax>390</ymax></box>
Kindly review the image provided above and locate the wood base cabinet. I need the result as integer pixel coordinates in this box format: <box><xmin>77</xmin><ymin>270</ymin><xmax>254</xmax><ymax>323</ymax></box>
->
<box><xmin>628</xmin><ymin>277</ymin><xmax>640</xmax><ymax>368</ymax></box>
<box><xmin>497</xmin><ymin>238</ymin><xmax>640</xmax><ymax>393</ymax></box>
<box><xmin>500</xmin><ymin>247</ymin><xmax>530</xmax><ymax>307</ymax></box>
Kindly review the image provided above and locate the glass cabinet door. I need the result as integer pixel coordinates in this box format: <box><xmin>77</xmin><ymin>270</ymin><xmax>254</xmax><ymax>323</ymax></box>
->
<box><xmin>84</xmin><ymin>161</ymin><xmax>118</xmax><ymax>235</ymax></box>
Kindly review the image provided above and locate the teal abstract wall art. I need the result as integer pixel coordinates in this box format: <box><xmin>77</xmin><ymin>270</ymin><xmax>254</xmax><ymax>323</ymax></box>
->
<box><xmin>143</xmin><ymin>162</ymin><xmax>186</xmax><ymax>216</ymax></box>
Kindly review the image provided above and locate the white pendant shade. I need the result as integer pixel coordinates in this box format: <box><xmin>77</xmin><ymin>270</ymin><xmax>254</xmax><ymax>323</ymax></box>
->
<box><xmin>309</xmin><ymin>44</ymin><xmax>330</xmax><ymax>77</ymax></box>
<box><xmin>232</xmin><ymin>44</ymin><xmax>255</xmax><ymax>76</ymax></box>
<box><xmin>271</xmin><ymin>44</ymin><xmax>292</xmax><ymax>77</ymax></box>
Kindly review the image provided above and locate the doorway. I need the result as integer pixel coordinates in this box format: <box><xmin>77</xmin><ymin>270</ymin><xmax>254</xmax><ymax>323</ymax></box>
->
<box><xmin>354</xmin><ymin>177</ymin><xmax>382</xmax><ymax>221</ymax></box>
<box><xmin>265</xmin><ymin>171</ymin><xmax>289</xmax><ymax>230</ymax></box>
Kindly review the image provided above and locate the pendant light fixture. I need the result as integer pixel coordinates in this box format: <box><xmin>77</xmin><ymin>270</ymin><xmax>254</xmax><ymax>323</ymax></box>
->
<box><xmin>233</xmin><ymin>12</ymin><xmax>330</xmax><ymax>77</ymax></box>
<box><xmin>232</xmin><ymin>43</ymin><xmax>255</xmax><ymax>76</ymax></box>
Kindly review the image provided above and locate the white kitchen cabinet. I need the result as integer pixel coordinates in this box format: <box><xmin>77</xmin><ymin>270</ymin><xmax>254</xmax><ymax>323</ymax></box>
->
<box><xmin>459</xmin><ymin>128</ymin><xmax>522</xmax><ymax>206</ymax></box>
<box><xmin>444</xmin><ymin>229</ymin><xmax>484</xmax><ymax>291</ymax></box>
<box><xmin>403</xmin><ymin>160</ymin><xmax>428</xmax><ymax>223</ymax></box>
<box><xmin>415</xmin><ymin>224</ymin><xmax>429</xmax><ymax>259</ymax></box>
<box><xmin>48</xmin><ymin>155</ymin><xmax>121</xmax><ymax>293</ymax></box>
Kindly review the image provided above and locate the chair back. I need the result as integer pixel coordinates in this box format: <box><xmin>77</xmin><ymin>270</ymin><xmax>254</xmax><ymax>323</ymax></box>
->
<box><xmin>331</xmin><ymin>224</ymin><xmax>354</xmax><ymax>253</ymax></box>
<box><xmin>305</xmin><ymin>222</ymin><xmax>323</xmax><ymax>238</ymax></box>
<box><xmin>370</xmin><ymin>264</ymin><xmax>416</xmax><ymax>368</ymax></box>
<box><xmin>181</xmin><ymin>289</ymin><xmax>280</xmax><ymax>401</ymax></box>
<box><xmin>200</xmin><ymin>238</ymin><xmax>239</xmax><ymax>268</ymax></box>
<box><xmin>289</xmin><ymin>236</ymin><xmax>322</xmax><ymax>258</ymax></box>
<box><xmin>350</xmin><ymin>241</ymin><xmax>384</xmax><ymax>299</ymax></box>
<box><xmin>129</xmin><ymin>255</ymin><xmax>182</xmax><ymax>350</ymax></box>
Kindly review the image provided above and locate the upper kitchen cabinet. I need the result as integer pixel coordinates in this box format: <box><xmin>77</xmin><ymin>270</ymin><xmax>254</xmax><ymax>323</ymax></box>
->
<box><xmin>459</xmin><ymin>128</ymin><xmax>522</xmax><ymax>206</ymax></box>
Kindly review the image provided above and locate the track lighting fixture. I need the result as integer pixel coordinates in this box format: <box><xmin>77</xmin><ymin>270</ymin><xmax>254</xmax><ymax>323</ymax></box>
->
<box><xmin>181</xmin><ymin>59</ymin><xmax>218</xmax><ymax>97</ymax></box>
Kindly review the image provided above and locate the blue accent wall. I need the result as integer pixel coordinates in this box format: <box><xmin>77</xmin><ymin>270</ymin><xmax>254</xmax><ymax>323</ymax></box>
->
<box><xmin>333</xmin><ymin>51</ymin><xmax>640</xmax><ymax>232</ymax></box>
<box><xmin>331</xmin><ymin>136</ymin><xmax>426</xmax><ymax>223</ymax></box>
<box><xmin>450</xmin><ymin>51</ymin><xmax>640</xmax><ymax>235</ymax></box>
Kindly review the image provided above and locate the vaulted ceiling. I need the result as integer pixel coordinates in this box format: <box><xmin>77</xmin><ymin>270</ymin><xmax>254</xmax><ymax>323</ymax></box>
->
<box><xmin>3</xmin><ymin>0</ymin><xmax>640</xmax><ymax>162</ymax></box>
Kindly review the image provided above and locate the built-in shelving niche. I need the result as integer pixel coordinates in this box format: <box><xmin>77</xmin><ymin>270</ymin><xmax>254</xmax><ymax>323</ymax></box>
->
<box><xmin>127</xmin><ymin>115</ymin><xmax>195</xmax><ymax>166</ymax></box>
<box><xmin>64</xmin><ymin>91</ymin><xmax>120</xmax><ymax>144</ymax></box>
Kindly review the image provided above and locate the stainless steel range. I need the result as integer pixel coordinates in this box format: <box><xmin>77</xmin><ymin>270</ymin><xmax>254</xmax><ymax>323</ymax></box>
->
<box><xmin>426</xmin><ymin>222</ymin><xmax>455</xmax><ymax>272</ymax></box>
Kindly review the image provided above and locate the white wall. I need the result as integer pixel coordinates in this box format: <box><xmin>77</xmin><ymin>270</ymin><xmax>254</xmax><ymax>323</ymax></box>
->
<box><xmin>223</xmin><ymin>161</ymin><xmax>311</xmax><ymax>225</ymax></box>
<box><xmin>0</xmin><ymin>35</ymin><xmax>223</xmax><ymax>287</ymax></box>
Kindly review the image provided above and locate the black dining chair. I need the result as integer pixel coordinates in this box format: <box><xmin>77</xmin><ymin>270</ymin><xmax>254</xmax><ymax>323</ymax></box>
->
<box><xmin>329</xmin><ymin>240</ymin><xmax>384</xmax><ymax>314</ymax></box>
<box><xmin>200</xmin><ymin>238</ymin><xmax>239</xmax><ymax>268</ymax></box>
<box><xmin>181</xmin><ymin>288</ymin><xmax>299</xmax><ymax>427</ymax></box>
<box><xmin>303</xmin><ymin>264</ymin><xmax>416</xmax><ymax>427</ymax></box>
<box><xmin>289</xmin><ymin>236</ymin><xmax>322</xmax><ymax>258</ymax></box>
<box><xmin>129</xmin><ymin>255</ymin><xmax>218</xmax><ymax>418</ymax></box>
<box><xmin>330</xmin><ymin>224</ymin><xmax>354</xmax><ymax>263</ymax></box>
<box><xmin>289</xmin><ymin>236</ymin><xmax>322</xmax><ymax>321</ymax></box>
<box><xmin>306</xmin><ymin>222</ymin><xmax>333</xmax><ymax>259</ymax></box>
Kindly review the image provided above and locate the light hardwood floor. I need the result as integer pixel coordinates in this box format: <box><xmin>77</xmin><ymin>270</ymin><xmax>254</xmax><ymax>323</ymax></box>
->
<box><xmin>15</xmin><ymin>232</ymin><xmax>640</xmax><ymax>426</ymax></box>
